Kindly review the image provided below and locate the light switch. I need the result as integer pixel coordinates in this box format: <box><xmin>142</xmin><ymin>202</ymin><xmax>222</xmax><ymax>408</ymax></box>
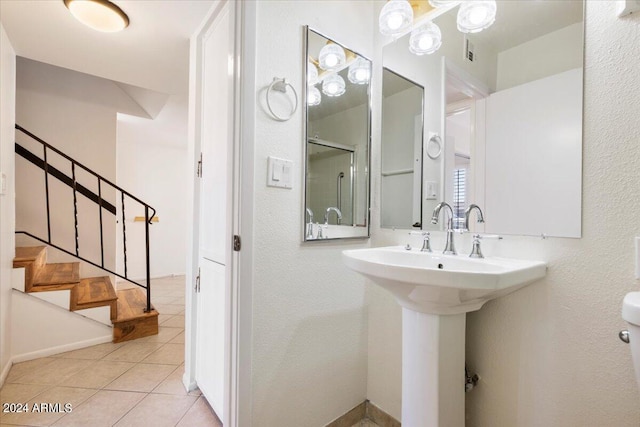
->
<box><xmin>0</xmin><ymin>173</ymin><xmax>6</xmax><ymax>196</ymax></box>
<box><xmin>425</xmin><ymin>181</ymin><xmax>437</xmax><ymax>200</ymax></box>
<box><xmin>267</xmin><ymin>156</ymin><xmax>293</xmax><ymax>189</ymax></box>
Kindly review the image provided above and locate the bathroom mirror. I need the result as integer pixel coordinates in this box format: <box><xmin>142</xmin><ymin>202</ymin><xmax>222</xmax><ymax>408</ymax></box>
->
<box><xmin>304</xmin><ymin>27</ymin><xmax>371</xmax><ymax>241</ymax></box>
<box><xmin>380</xmin><ymin>68</ymin><xmax>424</xmax><ymax>229</ymax></box>
<box><xmin>380</xmin><ymin>0</ymin><xmax>584</xmax><ymax>238</ymax></box>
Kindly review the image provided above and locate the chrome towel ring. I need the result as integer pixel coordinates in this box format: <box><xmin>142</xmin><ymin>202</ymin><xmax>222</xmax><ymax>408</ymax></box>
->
<box><xmin>266</xmin><ymin>77</ymin><xmax>298</xmax><ymax>122</ymax></box>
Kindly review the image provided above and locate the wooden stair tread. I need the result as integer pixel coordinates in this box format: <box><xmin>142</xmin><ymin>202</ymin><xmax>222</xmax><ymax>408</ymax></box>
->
<box><xmin>75</xmin><ymin>276</ymin><xmax>117</xmax><ymax>306</ymax></box>
<box><xmin>115</xmin><ymin>288</ymin><xmax>158</xmax><ymax>323</ymax></box>
<box><xmin>33</xmin><ymin>262</ymin><xmax>80</xmax><ymax>286</ymax></box>
<box><xmin>14</xmin><ymin>246</ymin><xmax>46</xmax><ymax>262</ymax></box>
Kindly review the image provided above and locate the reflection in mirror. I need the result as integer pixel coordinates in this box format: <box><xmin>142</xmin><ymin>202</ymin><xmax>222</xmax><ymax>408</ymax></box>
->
<box><xmin>304</xmin><ymin>28</ymin><xmax>371</xmax><ymax>241</ymax></box>
<box><xmin>381</xmin><ymin>0</ymin><xmax>584</xmax><ymax>238</ymax></box>
<box><xmin>380</xmin><ymin>68</ymin><xmax>424</xmax><ymax>229</ymax></box>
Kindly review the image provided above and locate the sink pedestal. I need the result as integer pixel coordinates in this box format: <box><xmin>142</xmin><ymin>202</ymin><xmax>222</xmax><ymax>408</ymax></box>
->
<box><xmin>402</xmin><ymin>309</ymin><xmax>466</xmax><ymax>426</ymax></box>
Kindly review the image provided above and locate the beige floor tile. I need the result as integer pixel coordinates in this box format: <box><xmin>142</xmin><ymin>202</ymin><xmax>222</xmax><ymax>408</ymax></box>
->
<box><xmin>157</xmin><ymin>314</ymin><xmax>174</xmax><ymax>325</ymax></box>
<box><xmin>350</xmin><ymin>421</ymin><xmax>380</xmax><ymax>427</ymax></box>
<box><xmin>54</xmin><ymin>342</ymin><xmax>125</xmax><ymax>360</ymax></box>
<box><xmin>1</xmin><ymin>386</ymin><xmax>96</xmax><ymax>427</ymax></box>
<box><xmin>151</xmin><ymin>367</ymin><xmax>200</xmax><ymax>397</ymax></box>
<box><xmin>142</xmin><ymin>344</ymin><xmax>184</xmax><ymax>365</ymax></box>
<box><xmin>161</xmin><ymin>315</ymin><xmax>184</xmax><ymax>329</ymax></box>
<box><xmin>0</xmin><ymin>383</ymin><xmax>50</xmax><ymax>406</ymax></box>
<box><xmin>152</xmin><ymin>296</ymin><xmax>179</xmax><ymax>305</ymax></box>
<box><xmin>176</xmin><ymin>396</ymin><xmax>221</xmax><ymax>427</ymax></box>
<box><xmin>5</xmin><ymin>358</ymin><xmax>57</xmax><ymax>384</ymax></box>
<box><xmin>103</xmin><ymin>343</ymin><xmax>164</xmax><ymax>363</ymax></box>
<box><xmin>114</xmin><ymin>393</ymin><xmax>197</xmax><ymax>427</ymax></box>
<box><xmin>153</xmin><ymin>304</ymin><xmax>183</xmax><ymax>315</ymax></box>
<box><xmin>169</xmin><ymin>331</ymin><xmax>185</xmax><ymax>344</ymax></box>
<box><xmin>14</xmin><ymin>359</ymin><xmax>93</xmax><ymax>386</ymax></box>
<box><xmin>135</xmin><ymin>327</ymin><xmax>182</xmax><ymax>344</ymax></box>
<box><xmin>104</xmin><ymin>364</ymin><xmax>175</xmax><ymax>393</ymax></box>
<box><xmin>61</xmin><ymin>360</ymin><xmax>135</xmax><ymax>389</ymax></box>
<box><xmin>52</xmin><ymin>390</ymin><xmax>145</xmax><ymax>427</ymax></box>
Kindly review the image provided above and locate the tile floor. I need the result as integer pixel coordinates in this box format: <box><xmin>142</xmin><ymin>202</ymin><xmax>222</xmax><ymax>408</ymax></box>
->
<box><xmin>0</xmin><ymin>276</ymin><xmax>221</xmax><ymax>427</ymax></box>
<box><xmin>350</xmin><ymin>420</ymin><xmax>380</xmax><ymax>427</ymax></box>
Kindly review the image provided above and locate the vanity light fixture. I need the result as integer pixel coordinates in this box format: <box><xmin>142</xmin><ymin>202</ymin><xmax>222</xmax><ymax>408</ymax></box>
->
<box><xmin>63</xmin><ymin>0</ymin><xmax>129</xmax><ymax>32</ymax></box>
<box><xmin>348</xmin><ymin>58</ymin><xmax>371</xmax><ymax>85</ymax></box>
<box><xmin>379</xmin><ymin>0</ymin><xmax>496</xmax><ymax>55</ymax></box>
<box><xmin>457</xmin><ymin>0</ymin><xmax>497</xmax><ymax>33</ymax></box>
<box><xmin>409</xmin><ymin>21</ymin><xmax>442</xmax><ymax>55</ymax></box>
<box><xmin>308</xmin><ymin>86</ymin><xmax>322</xmax><ymax>106</ymax></box>
<box><xmin>322</xmin><ymin>74</ymin><xmax>346</xmax><ymax>97</ymax></box>
<box><xmin>318</xmin><ymin>43</ymin><xmax>346</xmax><ymax>71</ymax></box>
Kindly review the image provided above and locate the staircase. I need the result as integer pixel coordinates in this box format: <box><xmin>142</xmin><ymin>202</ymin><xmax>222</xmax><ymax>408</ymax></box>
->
<box><xmin>14</xmin><ymin>124</ymin><xmax>159</xmax><ymax>345</ymax></box>
<box><xmin>13</xmin><ymin>246</ymin><xmax>158</xmax><ymax>342</ymax></box>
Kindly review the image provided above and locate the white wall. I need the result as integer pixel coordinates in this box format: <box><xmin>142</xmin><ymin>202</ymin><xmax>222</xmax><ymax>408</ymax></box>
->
<box><xmin>15</xmin><ymin>58</ymin><xmax>148</xmax><ymax>277</ymax></box>
<box><xmin>249</xmin><ymin>1</ymin><xmax>374</xmax><ymax>425</ymax></box>
<box><xmin>497</xmin><ymin>22</ymin><xmax>583</xmax><ymax>91</ymax></box>
<box><xmin>0</xmin><ymin>23</ymin><xmax>16</xmax><ymax>384</ymax></box>
<box><xmin>116</xmin><ymin>95</ymin><xmax>188</xmax><ymax>280</ymax></box>
<box><xmin>367</xmin><ymin>2</ymin><xmax>640</xmax><ymax>425</ymax></box>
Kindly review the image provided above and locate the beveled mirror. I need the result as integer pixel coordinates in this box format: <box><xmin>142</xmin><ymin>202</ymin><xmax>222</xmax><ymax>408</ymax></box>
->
<box><xmin>303</xmin><ymin>27</ymin><xmax>371</xmax><ymax>241</ymax></box>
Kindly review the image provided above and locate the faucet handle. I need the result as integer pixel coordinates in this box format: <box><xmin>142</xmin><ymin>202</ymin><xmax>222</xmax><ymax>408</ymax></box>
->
<box><xmin>421</xmin><ymin>232</ymin><xmax>432</xmax><ymax>253</ymax></box>
<box><xmin>469</xmin><ymin>234</ymin><xmax>484</xmax><ymax>258</ymax></box>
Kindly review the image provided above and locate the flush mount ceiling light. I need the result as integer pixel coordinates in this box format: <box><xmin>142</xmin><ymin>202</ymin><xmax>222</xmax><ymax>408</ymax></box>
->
<box><xmin>457</xmin><ymin>0</ymin><xmax>497</xmax><ymax>34</ymax></box>
<box><xmin>379</xmin><ymin>0</ymin><xmax>414</xmax><ymax>36</ymax></box>
<box><xmin>63</xmin><ymin>0</ymin><xmax>129</xmax><ymax>33</ymax></box>
<box><xmin>318</xmin><ymin>43</ymin><xmax>346</xmax><ymax>71</ymax></box>
<box><xmin>348</xmin><ymin>58</ymin><xmax>371</xmax><ymax>85</ymax></box>
<box><xmin>308</xmin><ymin>86</ymin><xmax>322</xmax><ymax>106</ymax></box>
<box><xmin>322</xmin><ymin>74</ymin><xmax>346</xmax><ymax>97</ymax></box>
<box><xmin>409</xmin><ymin>21</ymin><xmax>442</xmax><ymax>55</ymax></box>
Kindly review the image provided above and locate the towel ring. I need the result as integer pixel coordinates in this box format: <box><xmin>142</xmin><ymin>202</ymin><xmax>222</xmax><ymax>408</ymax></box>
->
<box><xmin>426</xmin><ymin>134</ymin><xmax>442</xmax><ymax>159</ymax></box>
<box><xmin>266</xmin><ymin>77</ymin><xmax>298</xmax><ymax>122</ymax></box>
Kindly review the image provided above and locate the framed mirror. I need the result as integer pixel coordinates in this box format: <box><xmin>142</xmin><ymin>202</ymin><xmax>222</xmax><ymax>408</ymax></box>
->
<box><xmin>380</xmin><ymin>68</ymin><xmax>424</xmax><ymax>230</ymax></box>
<box><xmin>304</xmin><ymin>27</ymin><xmax>371</xmax><ymax>241</ymax></box>
<box><xmin>380</xmin><ymin>0</ymin><xmax>584</xmax><ymax>238</ymax></box>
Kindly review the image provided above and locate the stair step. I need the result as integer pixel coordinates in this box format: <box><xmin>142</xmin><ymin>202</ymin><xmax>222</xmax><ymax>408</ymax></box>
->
<box><xmin>13</xmin><ymin>246</ymin><xmax>48</xmax><ymax>292</ymax></box>
<box><xmin>32</xmin><ymin>262</ymin><xmax>80</xmax><ymax>291</ymax></box>
<box><xmin>112</xmin><ymin>288</ymin><xmax>159</xmax><ymax>343</ymax></box>
<box><xmin>70</xmin><ymin>276</ymin><xmax>118</xmax><ymax>321</ymax></box>
<box><xmin>14</xmin><ymin>246</ymin><xmax>47</xmax><ymax>263</ymax></box>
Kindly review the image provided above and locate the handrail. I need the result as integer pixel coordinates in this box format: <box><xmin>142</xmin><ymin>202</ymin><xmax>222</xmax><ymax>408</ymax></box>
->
<box><xmin>15</xmin><ymin>124</ymin><xmax>155</xmax><ymax>313</ymax></box>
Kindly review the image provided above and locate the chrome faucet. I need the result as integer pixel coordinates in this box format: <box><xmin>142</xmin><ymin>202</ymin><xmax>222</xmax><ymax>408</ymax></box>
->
<box><xmin>431</xmin><ymin>202</ymin><xmax>456</xmax><ymax>255</ymax></box>
<box><xmin>306</xmin><ymin>208</ymin><xmax>314</xmax><ymax>239</ymax></box>
<box><xmin>464</xmin><ymin>204</ymin><xmax>485</xmax><ymax>231</ymax></box>
<box><xmin>324</xmin><ymin>207</ymin><xmax>342</xmax><ymax>225</ymax></box>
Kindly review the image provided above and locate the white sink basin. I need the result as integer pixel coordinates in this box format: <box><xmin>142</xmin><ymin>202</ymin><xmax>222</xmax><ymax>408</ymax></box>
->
<box><xmin>342</xmin><ymin>246</ymin><xmax>547</xmax><ymax>315</ymax></box>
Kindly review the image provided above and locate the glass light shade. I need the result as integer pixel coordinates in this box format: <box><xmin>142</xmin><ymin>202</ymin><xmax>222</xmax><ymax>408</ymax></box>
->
<box><xmin>409</xmin><ymin>22</ymin><xmax>442</xmax><ymax>55</ymax></box>
<box><xmin>457</xmin><ymin>0</ymin><xmax>497</xmax><ymax>33</ymax></box>
<box><xmin>308</xmin><ymin>61</ymin><xmax>319</xmax><ymax>85</ymax></box>
<box><xmin>348</xmin><ymin>58</ymin><xmax>371</xmax><ymax>85</ymax></box>
<box><xmin>307</xmin><ymin>86</ymin><xmax>322</xmax><ymax>106</ymax></box>
<box><xmin>322</xmin><ymin>74</ymin><xmax>346</xmax><ymax>97</ymax></box>
<box><xmin>63</xmin><ymin>0</ymin><xmax>129</xmax><ymax>32</ymax></box>
<box><xmin>379</xmin><ymin>0</ymin><xmax>414</xmax><ymax>36</ymax></box>
<box><xmin>318</xmin><ymin>43</ymin><xmax>346</xmax><ymax>71</ymax></box>
<box><xmin>428</xmin><ymin>0</ymin><xmax>461</xmax><ymax>7</ymax></box>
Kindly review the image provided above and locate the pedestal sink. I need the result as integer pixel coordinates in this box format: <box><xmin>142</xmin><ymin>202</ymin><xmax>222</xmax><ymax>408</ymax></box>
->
<box><xmin>342</xmin><ymin>246</ymin><xmax>547</xmax><ymax>426</ymax></box>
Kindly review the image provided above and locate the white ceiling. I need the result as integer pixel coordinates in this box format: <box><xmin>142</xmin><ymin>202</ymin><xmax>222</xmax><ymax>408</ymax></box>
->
<box><xmin>0</xmin><ymin>0</ymin><xmax>214</xmax><ymax>96</ymax></box>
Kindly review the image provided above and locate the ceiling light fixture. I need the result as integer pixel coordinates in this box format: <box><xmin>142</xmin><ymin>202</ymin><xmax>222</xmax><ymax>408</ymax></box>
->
<box><xmin>322</xmin><ymin>74</ymin><xmax>346</xmax><ymax>97</ymax></box>
<box><xmin>379</xmin><ymin>0</ymin><xmax>496</xmax><ymax>56</ymax></box>
<box><xmin>308</xmin><ymin>86</ymin><xmax>322</xmax><ymax>106</ymax></box>
<box><xmin>318</xmin><ymin>43</ymin><xmax>346</xmax><ymax>71</ymax></box>
<box><xmin>63</xmin><ymin>0</ymin><xmax>129</xmax><ymax>33</ymax></box>
<box><xmin>348</xmin><ymin>58</ymin><xmax>371</xmax><ymax>85</ymax></box>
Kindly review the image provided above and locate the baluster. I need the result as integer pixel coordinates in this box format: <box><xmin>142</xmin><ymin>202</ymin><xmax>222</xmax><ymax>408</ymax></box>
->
<box><xmin>121</xmin><ymin>193</ymin><xmax>128</xmax><ymax>278</ymax></box>
<box><xmin>71</xmin><ymin>163</ymin><xmax>79</xmax><ymax>256</ymax></box>
<box><xmin>98</xmin><ymin>179</ymin><xmax>104</xmax><ymax>268</ymax></box>
<box><xmin>145</xmin><ymin>205</ymin><xmax>151</xmax><ymax>313</ymax></box>
<box><xmin>43</xmin><ymin>146</ymin><xmax>52</xmax><ymax>243</ymax></box>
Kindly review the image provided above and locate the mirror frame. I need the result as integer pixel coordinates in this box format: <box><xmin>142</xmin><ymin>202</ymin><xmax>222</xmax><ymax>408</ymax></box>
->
<box><xmin>302</xmin><ymin>26</ymin><xmax>372</xmax><ymax>242</ymax></box>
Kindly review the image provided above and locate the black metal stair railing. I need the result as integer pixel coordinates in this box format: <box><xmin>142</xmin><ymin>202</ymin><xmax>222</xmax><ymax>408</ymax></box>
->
<box><xmin>14</xmin><ymin>124</ymin><xmax>155</xmax><ymax>313</ymax></box>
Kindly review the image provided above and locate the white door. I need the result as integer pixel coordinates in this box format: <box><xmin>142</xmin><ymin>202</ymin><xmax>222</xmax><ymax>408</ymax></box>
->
<box><xmin>196</xmin><ymin>3</ymin><xmax>232</xmax><ymax>421</ymax></box>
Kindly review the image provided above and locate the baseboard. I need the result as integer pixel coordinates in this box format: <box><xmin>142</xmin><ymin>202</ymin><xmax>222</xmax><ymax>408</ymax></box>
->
<box><xmin>325</xmin><ymin>400</ymin><xmax>400</xmax><ymax>427</ymax></box>
<box><xmin>182</xmin><ymin>372</ymin><xmax>198</xmax><ymax>392</ymax></box>
<box><xmin>0</xmin><ymin>359</ymin><xmax>13</xmax><ymax>388</ymax></box>
<box><xmin>11</xmin><ymin>334</ymin><xmax>113</xmax><ymax>364</ymax></box>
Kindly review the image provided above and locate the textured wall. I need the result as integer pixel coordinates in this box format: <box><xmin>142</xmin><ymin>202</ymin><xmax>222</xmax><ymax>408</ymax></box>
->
<box><xmin>250</xmin><ymin>2</ymin><xmax>374</xmax><ymax>426</ymax></box>
<box><xmin>367</xmin><ymin>2</ymin><xmax>640</xmax><ymax>425</ymax></box>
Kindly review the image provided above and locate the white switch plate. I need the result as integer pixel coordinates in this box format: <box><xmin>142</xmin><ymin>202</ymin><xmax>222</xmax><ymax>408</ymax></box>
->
<box><xmin>425</xmin><ymin>181</ymin><xmax>437</xmax><ymax>200</ymax></box>
<box><xmin>267</xmin><ymin>156</ymin><xmax>293</xmax><ymax>189</ymax></box>
<box><xmin>635</xmin><ymin>237</ymin><xmax>640</xmax><ymax>279</ymax></box>
<box><xmin>0</xmin><ymin>173</ymin><xmax>6</xmax><ymax>196</ymax></box>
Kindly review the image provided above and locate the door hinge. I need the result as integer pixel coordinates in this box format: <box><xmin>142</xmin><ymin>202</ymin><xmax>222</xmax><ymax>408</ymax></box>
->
<box><xmin>195</xmin><ymin>267</ymin><xmax>201</xmax><ymax>293</ymax></box>
<box><xmin>197</xmin><ymin>152</ymin><xmax>203</xmax><ymax>178</ymax></box>
<box><xmin>233</xmin><ymin>235</ymin><xmax>241</xmax><ymax>251</ymax></box>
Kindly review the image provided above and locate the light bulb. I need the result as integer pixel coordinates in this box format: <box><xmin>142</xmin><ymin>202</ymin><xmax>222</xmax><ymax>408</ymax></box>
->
<box><xmin>318</xmin><ymin>43</ymin><xmax>346</xmax><ymax>71</ymax></box>
<box><xmin>322</xmin><ymin>74</ymin><xmax>346</xmax><ymax>97</ymax></box>
<box><xmin>308</xmin><ymin>86</ymin><xmax>321</xmax><ymax>106</ymax></box>
<box><xmin>387</xmin><ymin>13</ymin><xmax>404</xmax><ymax>30</ymax></box>
<box><xmin>457</xmin><ymin>0</ymin><xmax>497</xmax><ymax>34</ymax></box>
<box><xmin>409</xmin><ymin>22</ymin><xmax>442</xmax><ymax>55</ymax></box>
<box><xmin>469</xmin><ymin>7</ymin><xmax>488</xmax><ymax>24</ymax></box>
<box><xmin>379</xmin><ymin>0</ymin><xmax>413</xmax><ymax>36</ymax></box>
<box><xmin>325</xmin><ymin>54</ymin><xmax>338</xmax><ymax>68</ymax></box>
<box><xmin>348</xmin><ymin>58</ymin><xmax>371</xmax><ymax>85</ymax></box>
